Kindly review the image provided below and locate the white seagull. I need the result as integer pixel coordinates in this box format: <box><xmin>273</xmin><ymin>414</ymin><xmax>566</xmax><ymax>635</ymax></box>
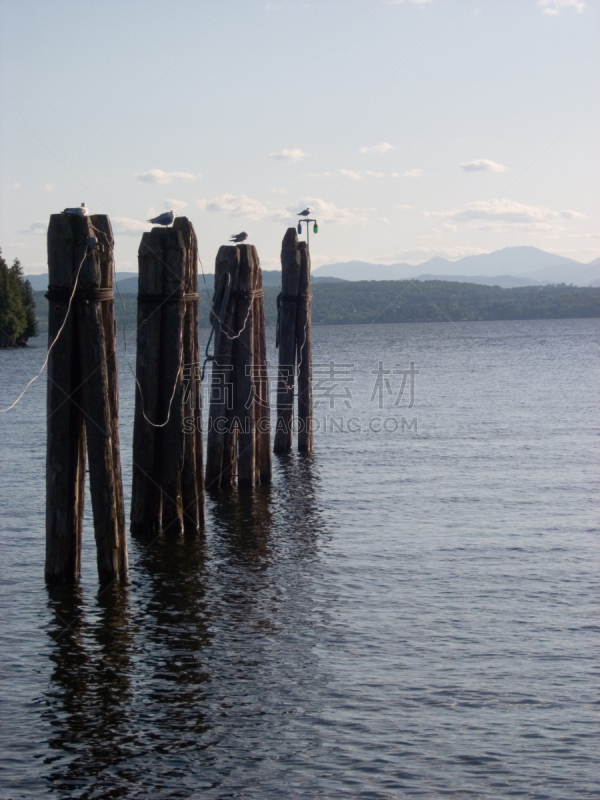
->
<box><xmin>297</xmin><ymin>207</ymin><xmax>310</xmax><ymax>217</ymax></box>
<box><xmin>148</xmin><ymin>210</ymin><xmax>176</xmax><ymax>226</ymax></box>
<box><xmin>229</xmin><ymin>232</ymin><xmax>248</xmax><ymax>243</ymax></box>
<box><xmin>63</xmin><ymin>202</ymin><xmax>89</xmax><ymax>217</ymax></box>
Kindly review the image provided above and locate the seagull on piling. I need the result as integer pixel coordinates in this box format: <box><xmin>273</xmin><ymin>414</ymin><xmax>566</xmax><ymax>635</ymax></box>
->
<box><xmin>297</xmin><ymin>207</ymin><xmax>310</xmax><ymax>217</ymax></box>
<box><xmin>63</xmin><ymin>202</ymin><xmax>89</xmax><ymax>217</ymax></box>
<box><xmin>229</xmin><ymin>232</ymin><xmax>248</xmax><ymax>243</ymax></box>
<box><xmin>148</xmin><ymin>210</ymin><xmax>176</xmax><ymax>227</ymax></box>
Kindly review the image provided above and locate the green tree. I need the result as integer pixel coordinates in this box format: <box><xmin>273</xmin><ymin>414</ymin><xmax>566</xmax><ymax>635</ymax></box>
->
<box><xmin>11</xmin><ymin>258</ymin><xmax>38</xmax><ymax>339</ymax></box>
<box><xmin>0</xmin><ymin>249</ymin><xmax>38</xmax><ymax>347</ymax></box>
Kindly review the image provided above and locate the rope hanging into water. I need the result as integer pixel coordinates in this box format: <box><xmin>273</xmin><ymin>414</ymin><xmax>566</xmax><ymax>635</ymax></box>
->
<box><xmin>0</xmin><ymin>245</ymin><xmax>91</xmax><ymax>414</ymax></box>
<box><xmin>201</xmin><ymin>273</ymin><xmax>265</xmax><ymax>380</ymax></box>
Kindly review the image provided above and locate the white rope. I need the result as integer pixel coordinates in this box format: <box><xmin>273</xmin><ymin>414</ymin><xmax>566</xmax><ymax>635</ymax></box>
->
<box><xmin>0</xmin><ymin>249</ymin><xmax>88</xmax><ymax>414</ymax></box>
<box><xmin>130</xmin><ymin>333</ymin><xmax>184</xmax><ymax>428</ymax></box>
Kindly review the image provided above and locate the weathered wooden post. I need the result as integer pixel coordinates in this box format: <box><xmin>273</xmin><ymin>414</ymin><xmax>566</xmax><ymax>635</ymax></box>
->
<box><xmin>274</xmin><ymin>229</ymin><xmax>313</xmax><ymax>453</ymax></box>
<box><xmin>45</xmin><ymin>213</ymin><xmax>127</xmax><ymax>584</ymax></box>
<box><xmin>296</xmin><ymin>242</ymin><xmax>313</xmax><ymax>452</ymax></box>
<box><xmin>205</xmin><ymin>244</ymin><xmax>271</xmax><ymax>490</ymax></box>
<box><xmin>130</xmin><ymin>217</ymin><xmax>203</xmax><ymax>536</ymax></box>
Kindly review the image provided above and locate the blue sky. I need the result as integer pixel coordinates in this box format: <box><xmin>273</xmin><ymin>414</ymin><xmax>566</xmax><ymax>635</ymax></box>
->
<box><xmin>1</xmin><ymin>0</ymin><xmax>598</xmax><ymax>273</ymax></box>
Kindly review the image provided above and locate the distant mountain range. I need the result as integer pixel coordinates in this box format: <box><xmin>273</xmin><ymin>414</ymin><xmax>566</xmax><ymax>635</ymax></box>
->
<box><xmin>313</xmin><ymin>247</ymin><xmax>600</xmax><ymax>287</ymax></box>
<box><xmin>23</xmin><ymin>247</ymin><xmax>600</xmax><ymax>291</ymax></box>
<box><xmin>25</xmin><ymin>269</ymin><xmax>345</xmax><ymax>293</ymax></box>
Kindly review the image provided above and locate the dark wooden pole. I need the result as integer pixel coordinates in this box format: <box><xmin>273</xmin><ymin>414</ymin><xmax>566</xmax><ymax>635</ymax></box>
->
<box><xmin>205</xmin><ymin>246</ymin><xmax>239</xmax><ymax>491</ymax></box>
<box><xmin>254</xmin><ymin>262</ymin><xmax>272</xmax><ymax>484</ymax></box>
<box><xmin>131</xmin><ymin>229</ymin><xmax>164</xmax><ymax>535</ymax></box>
<box><xmin>45</xmin><ymin>213</ymin><xmax>127</xmax><ymax>584</ymax></box>
<box><xmin>130</xmin><ymin>218</ymin><xmax>203</xmax><ymax>536</ymax></box>
<box><xmin>274</xmin><ymin>228</ymin><xmax>301</xmax><ymax>454</ymax></box>
<box><xmin>205</xmin><ymin>243</ymin><xmax>271</xmax><ymax>490</ymax></box>
<box><xmin>296</xmin><ymin>241</ymin><xmax>313</xmax><ymax>452</ymax></box>
<box><xmin>233</xmin><ymin>245</ymin><xmax>256</xmax><ymax>488</ymax></box>
<box><xmin>175</xmin><ymin>217</ymin><xmax>204</xmax><ymax>534</ymax></box>
<box><xmin>46</xmin><ymin>215</ymin><xmax>85</xmax><ymax>582</ymax></box>
<box><xmin>156</xmin><ymin>230</ymin><xmax>185</xmax><ymax>535</ymax></box>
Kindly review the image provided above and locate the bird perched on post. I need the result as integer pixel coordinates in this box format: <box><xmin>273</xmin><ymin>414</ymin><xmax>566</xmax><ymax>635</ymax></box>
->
<box><xmin>148</xmin><ymin>210</ymin><xmax>176</xmax><ymax>227</ymax></box>
<box><xmin>63</xmin><ymin>203</ymin><xmax>89</xmax><ymax>217</ymax></box>
<box><xmin>297</xmin><ymin>207</ymin><xmax>310</xmax><ymax>217</ymax></box>
<box><xmin>229</xmin><ymin>232</ymin><xmax>248</xmax><ymax>243</ymax></box>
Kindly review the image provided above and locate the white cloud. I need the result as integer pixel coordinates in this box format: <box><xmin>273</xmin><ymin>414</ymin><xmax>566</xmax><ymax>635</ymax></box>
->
<box><xmin>269</xmin><ymin>149</ymin><xmax>308</xmax><ymax>162</ymax></box>
<box><xmin>395</xmin><ymin>204</ymin><xmax>412</xmax><ymax>210</ymax></box>
<box><xmin>135</xmin><ymin>169</ymin><xmax>202</xmax><ymax>185</ymax></box>
<box><xmin>112</xmin><ymin>217</ymin><xmax>152</xmax><ymax>235</ymax></box>
<box><xmin>8</xmin><ymin>242</ymin><xmax>25</xmax><ymax>248</ymax></box>
<box><xmin>11</xmin><ymin>182</ymin><xmax>21</xmax><ymax>189</ymax></box>
<box><xmin>460</xmin><ymin>159</ymin><xmax>507</xmax><ymax>173</ymax></box>
<box><xmin>365</xmin><ymin>170</ymin><xmax>385</xmax><ymax>178</ymax></box>
<box><xmin>391</xmin><ymin>169</ymin><xmax>424</xmax><ymax>178</ymax></box>
<box><xmin>197</xmin><ymin>193</ymin><xmax>375</xmax><ymax>225</ymax></box>
<box><xmin>339</xmin><ymin>169</ymin><xmax>362</xmax><ymax>180</ymax></box>
<box><xmin>425</xmin><ymin>198</ymin><xmax>586</xmax><ymax>228</ymax></box>
<box><xmin>20</xmin><ymin>222</ymin><xmax>46</xmax><ymax>235</ymax></box>
<box><xmin>296</xmin><ymin>197</ymin><xmax>376</xmax><ymax>225</ymax></box>
<box><xmin>539</xmin><ymin>0</ymin><xmax>585</xmax><ymax>14</ymax></box>
<box><xmin>359</xmin><ymin>142</ymin><xmax>395</xmax><ymax>154</ymax></box>
<box><xmin>199</xmin><ymin>194</ymin><xmax>288</xmax><ymax>221</ymax></box>
<box><xmin>164</xmin><ymin>198</ymin><xmax>188</xmax><ymax>211</ymax></box>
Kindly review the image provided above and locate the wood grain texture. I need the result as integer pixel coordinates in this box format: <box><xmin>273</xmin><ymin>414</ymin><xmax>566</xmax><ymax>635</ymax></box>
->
<box><xmin>296</xmin><ymin>242</ymin><xmax>313</xmax><ymax>453</ymax></box>
<box><xmin>274</xmin><ymin>228</ymin><xmax>301</xmax><ymax>454</ymax></box>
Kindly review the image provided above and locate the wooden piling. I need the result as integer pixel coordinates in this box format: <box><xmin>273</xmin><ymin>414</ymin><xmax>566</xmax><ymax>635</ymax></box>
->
<box><xmin>45</xmin><ymin>213</ymin><xmax>127</xmax><ymax>584</ymax></box>
<box><xmin>205</xmin><ymin>244</ymin><xmax>271</xmax><ymax>490</ymax></box>
<box><xmin>176</xmin><ymin>218</ymin><xmax>204</xmax><ymax>533</ymax></box>
<box><xmin>274</xmin><ymin>228</ymin><xmax>313</xmax><ymax>453</ymax></box>
<box><xmin>130</xmin><ymin>218</ymin><xmax>203</xmax><ymax>536</ymax></box>
<box><xmin>274</xmin><ymin>229</ymin><xmax>301</xmax><ymax>454</ymax></box>
<box><xmin>205</xmin><ymin>246</ymin><xmax>239</xmax><ymax>492</ymax></box>
<box><xmin>296</xmin><ymin>242</ymin><xmax>313</xmax><ymax>452</ymax></box>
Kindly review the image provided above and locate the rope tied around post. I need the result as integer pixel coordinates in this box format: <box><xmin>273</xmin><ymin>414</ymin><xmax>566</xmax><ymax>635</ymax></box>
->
<box><xmin>203</xmin><ymin>274</ymin><xmax>264</xmax><ymax>380</ymax></box>
<box><xmin>275</xmin><ymin>291</ymin><xmax>313</xmax><ymax>349</ymax></box>
<box><xmin>137</xmin><ymin>292</ymin><xmax>199</xmax><ymax>304</ymax></box>
<box><xmin>46</xmin><ymin>286</ymin><xmax>115</xmax><ymax>302</ymax></box>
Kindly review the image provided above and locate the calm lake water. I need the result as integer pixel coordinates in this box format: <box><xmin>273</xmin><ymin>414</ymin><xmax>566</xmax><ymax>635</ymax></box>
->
<box><xmin>1</xmin><ymin>318</ymin><xmax>599</xmax><ymax>799</ymax></box>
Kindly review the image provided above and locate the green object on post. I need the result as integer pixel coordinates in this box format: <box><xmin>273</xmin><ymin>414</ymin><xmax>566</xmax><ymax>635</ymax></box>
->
<box><xmin>313</xmin><ymin>223</ymin><xmax>318</xmax><ymax>233</ymax></box>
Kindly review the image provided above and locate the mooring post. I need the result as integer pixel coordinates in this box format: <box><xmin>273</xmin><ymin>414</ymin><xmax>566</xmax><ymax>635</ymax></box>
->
<box><xmin>274</xmin><ymin>228</ymin><xmax>301</xmax><ymax>454</ymax></box>
<box><xmin>296</xmin><ymin>241</ymin><xmax>313</xmax><ymax>452</ymax></box>
<box><xmin>130</xmin><ymin>218</ymin><xmax>203</xmax><ymax>536</ymax></box>
<box><xmin>274</xmin><ymin>228</ymin><xmax>313</xmax><ymax>453</ymax></box>
<box><xmin>205</xmin><ymin>244</ymin><xmax>271</xmax><ymax>490</ymax></box>
<box><xmin>176</xmin><ymin>218</ymin><xmax>205</xmax><ymax>533</ymax></box>
<box><xmin>45</xmin><ymin>213</ymin><xmax>127</xmax><ymax>584</ymax></box>
<box><xmin>205</xmin><ymin>245</ymin><xmax>239</xmax><ymax>491</ymax></box>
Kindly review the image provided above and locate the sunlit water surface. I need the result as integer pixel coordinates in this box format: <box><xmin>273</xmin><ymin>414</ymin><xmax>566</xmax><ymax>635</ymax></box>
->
<box><xmin>1</xmin><ymin>318</ymin><xmax>598</xmax><ymax>799</ymax></box>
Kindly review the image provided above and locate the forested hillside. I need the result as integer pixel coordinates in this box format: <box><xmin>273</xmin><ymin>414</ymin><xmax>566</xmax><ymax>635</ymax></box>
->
<box><xmin>31</xmin><ymin>279</ymin><xmax>600</xmax><ymax>335</ymax></box>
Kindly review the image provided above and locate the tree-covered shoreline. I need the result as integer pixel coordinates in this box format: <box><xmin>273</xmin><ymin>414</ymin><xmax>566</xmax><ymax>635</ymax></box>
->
<box><xmin>0</xmin><ymin>250</ymin><xmax>38</xmax><ymax>347</ymax></box>
<box><xmin>29</xmin><ymin>278</ymin><xmax>600</xmax><ymax>335</ymax></box>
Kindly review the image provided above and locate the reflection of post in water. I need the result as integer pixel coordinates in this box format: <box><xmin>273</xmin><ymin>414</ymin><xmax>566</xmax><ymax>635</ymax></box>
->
<box><xmin>275</xmin><ymin>453</ymin><xmax>323</xmax><ymax>554</ymax></box>
<box><xmin>44</xmin><ymin>584</ymin><xmax>133</xmax><ymax>795</ymax></box>
<box><xmin>135</xmin><ymin>534</ymin><xmax>211</xmax><ymax>745</ymax></box>
<box><xmin>210</xmin><ymin>484</ymin><xmax>274</xmax><ymax>565</ymax></box>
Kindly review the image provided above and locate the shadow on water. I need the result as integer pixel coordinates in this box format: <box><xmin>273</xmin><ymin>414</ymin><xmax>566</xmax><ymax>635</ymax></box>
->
<box><xmin>43</xmin><ymin>582</ymin><xmax>134</xmax><ymax>798</ymax></box>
